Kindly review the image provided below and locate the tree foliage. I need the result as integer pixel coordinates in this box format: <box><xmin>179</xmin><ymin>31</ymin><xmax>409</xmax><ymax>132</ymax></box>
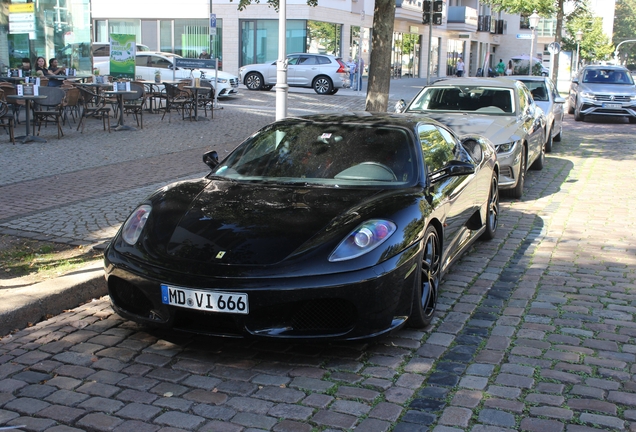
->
<box><xmin>479</xmin><ymin>0</ymin><xmax>586</xmax><ymax>82</ymax></box>
<box><xmin>613</xmin><ymin>0</ymin><xmax>636</xmax><ymax>66</ymax></box>
<box><xmin>564</xmin><ymin>13</ymin><xmax>614</xmax><ymax>63</ymax></box>
<box><xmin>232</xmin><ymin>0</ymin><xmax>317</xmax><ymax>12</ymax></box>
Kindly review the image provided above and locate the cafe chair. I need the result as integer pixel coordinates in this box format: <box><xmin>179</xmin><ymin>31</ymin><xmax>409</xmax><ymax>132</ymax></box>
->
<box><xmin>123</xmin><ymin>82</ymin><xmax>146</xmax><ymax>129</ymax></box>
<box><xmin>162</xmin><ymin>82</ymin><xmax>191</xmax><ymax>123</ymax></box>
<box><xmin>62</xmin><ymin>86</ymin><xmax>81</xmax><ymax>128</ymax></box>
<box><xmin>76</xmin><ymin>86</ymin><xmax>111</xmax><ymax>133</ymax></box>
<box><xmin>196</xmin><ymin>80</ymin><xmax>215</xmax><ymax>119</ymax></box>
<box><xmin>0</xmin><ymin>100</ymin><xmax>15</xmax><ymax>144</ymax></box>
<box><xmin>32</xmin><ymin>86</ymin><xmax>66</xmax><ymax>139</ymax></box>
<box><xmin>0</xmin><ymin>82</ymin><xmax>21</xmax><ymax>124</ymax></box>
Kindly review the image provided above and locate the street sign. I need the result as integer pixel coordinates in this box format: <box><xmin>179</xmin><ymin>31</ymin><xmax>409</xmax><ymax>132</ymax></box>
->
<box><xmin>210</xmin><ymin>13</ymin><xmax>216</xmax><ymax>29</ymax></box>
<box><xmin>548</xmin><ymin>42</ymin><xmax>561</xmax><ymax>54</ymax></box>
<box><xmin>516</xmin><ymin>34</ymin><xmax>532</xmax><ymax>39</ymax></box>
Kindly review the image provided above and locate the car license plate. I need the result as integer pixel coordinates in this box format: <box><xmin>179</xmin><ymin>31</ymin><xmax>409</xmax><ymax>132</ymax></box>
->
<box><xmin>161</xmin><ymin>284</ymin><xmax>249</xmax><ymax>314</ymax></box>
<box><xmin>603</xmin><ymin>103</ymin><xmax>622</xmax><ymax>109</ymax></box>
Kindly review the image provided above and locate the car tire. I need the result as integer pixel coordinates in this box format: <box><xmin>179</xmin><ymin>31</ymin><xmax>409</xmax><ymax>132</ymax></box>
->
<box><xmin>480</xmin><ymin>173</ymin><xmax>499</xmax><ymax>241</ymax></box>
<box><xmin>553</xmin><ymin>126</ymin><xmax>562</xmax><ymax>142</ymax></box>
<box><xmin>262</xmin><ymin>85</ymin><xmax>273</xmax><ymax>91</ymax></box>
<box><xmin>531</xmin><ymin>141</ymin><xmax>545</xmax><ymax>171</ymax></box>
<box><xmin>502</xmin><ymin>146</ymin><xmax>526</xmax><ymax>199</ymax></box>
<box><xmin>244</xmin><ymin>72</ymin><xmax>264</xmax><ymax>91</ymax></box>
<box><xmin>329</xmin><ymin>88</ymin><xmax>338</xmax><ymax>95</ymax></box>
<box><xmin>574</xmin><ymin>102</ymin><xmax>585</xmax><ymax>122</ymax></box>
<box><xmin>545</xmin><ymin>127</ymin><xmax>553</xmax><ymax>153</ymax></box>
<box><xmin>408</xmin><ymin>226</ymin><xmax>440</xmax><ymax>328</ymax></box>
<box><xmin>567</xmin><ymin>99</ymin><xmax>575</xmax><ymax>114</ymax></box>
<box><xmin>313</xmin><ymin>76</ymin><xmax>333</xmax><ymax>95</ymax></box>
<box><xmin>629</xmin><ymin>117</ymin><xmax>636</xmax><ymax>124</ymax></box>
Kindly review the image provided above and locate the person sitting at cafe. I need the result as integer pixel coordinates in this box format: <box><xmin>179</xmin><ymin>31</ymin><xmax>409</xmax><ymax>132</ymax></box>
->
<box><xmin>35</xmin><ymin>56</ymin><xmax>48</xmax><ymax>77</ymax></box>
<box><xmin>47</xmin><ymin>58</ymin><xmax>65</xmax><ymax>86</ymax></box>
<box><xmin>21</xmin><ymin>58</ymin><xmax>32</xmax><ymax>76</ymax></box>
<box><xmin>199</xmin><ymin>50</ymin><xmax>211</xmax><ymax>59</ymax></box>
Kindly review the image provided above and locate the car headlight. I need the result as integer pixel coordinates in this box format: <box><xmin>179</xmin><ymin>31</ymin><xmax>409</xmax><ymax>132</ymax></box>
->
<box><xmin>495</xmin><ymin>141</ymin><xmax>517</xmax><ymax>154</ymax></box>
<box><xmin>121</xmin><ymin>205</ymin><xmax>152</xmax><ymax>245</ymax></box>
<box><xmin>630</xmin><ymin>95</ymin><xmax>636</xmax><ymax>101</ymax></box>
<box><xmin>329</xmin><ymin>220</ymin><xmax>396</xmax><ymax>262</ymax></box>
<box><xmin>216</xmin><ymin>78</ymin><xmax>228</xmax><ymax>83</ymax></box>
<box><xmin>580</xmin><ymin>91</ymin><xmax>595</xmax><ymax>99</ymax></box>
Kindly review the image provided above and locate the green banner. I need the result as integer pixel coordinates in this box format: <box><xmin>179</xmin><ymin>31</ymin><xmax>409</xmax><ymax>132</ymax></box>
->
<box><xmin>109</xmin><ymin>34</ymin><xmax>136</xmax><ymax>79</ymax></box>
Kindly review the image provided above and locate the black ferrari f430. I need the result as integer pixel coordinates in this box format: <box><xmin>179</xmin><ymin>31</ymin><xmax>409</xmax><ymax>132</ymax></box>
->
<box><xmin>104</xmin><ymin>113</ymin><xmax>499</xmax><ymax>340</ymax></box>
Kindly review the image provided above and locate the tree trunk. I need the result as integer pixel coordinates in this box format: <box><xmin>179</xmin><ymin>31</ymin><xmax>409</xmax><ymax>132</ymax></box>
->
<box><xmin>365</xmin><ymin>0</ymin><xmax>396</xmax><ymax>112</ymax></box>
<box><xmin>551</xmin><ymin>0</ymin><xmax>564</xmax><ymax>83</ymax></box>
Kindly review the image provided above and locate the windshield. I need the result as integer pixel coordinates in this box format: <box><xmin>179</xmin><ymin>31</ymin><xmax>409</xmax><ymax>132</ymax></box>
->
<box><xmin>582</xmin><ymin>69</ymin><xmax>634</xmax><ymax>84</ymax></box>
<box><xmin>408</xmin><ymin>86</ymin><xmax>515</xmax><ymax>114</ymax></box>
<box><xmin>212</xmin><ymin>122</ymin><xmax>416</xmax><ymax>186</ymax></box>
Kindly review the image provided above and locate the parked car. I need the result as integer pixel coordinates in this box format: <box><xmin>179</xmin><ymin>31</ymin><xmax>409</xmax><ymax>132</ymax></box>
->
<box><xmin>104</xmin><ymin>113</ymin><xmax>499</xmax><ymax>339</ymax></box>
<box><xmin>396</xmin><ymin>77</ymin><xmax>546</xmax><ymax>199</ymax></box>
<box><xmin>503</xmin><ymin>75</ymin><xmax>565</xmax><ymax>152</ymax></box>
<box><xmin>94</xmin><ymin>51</ymin><xmax>239</xmax><ymax>98</ymax></box>
<box><xmin>568</xmin><ymin>65</ymin><xmax>636</xmax><ymax>123</ymax></box>
<box><xmin>239</xmin><ymin>53</ymin><xmax>349</xmax><ymax>95</ymax></box>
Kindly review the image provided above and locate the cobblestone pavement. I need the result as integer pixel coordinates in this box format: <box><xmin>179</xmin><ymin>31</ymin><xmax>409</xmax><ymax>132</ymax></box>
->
<box><xmin>1</xmin><ymin>82</ymin><xmax>636</xmax><ymax>431</ymax></box>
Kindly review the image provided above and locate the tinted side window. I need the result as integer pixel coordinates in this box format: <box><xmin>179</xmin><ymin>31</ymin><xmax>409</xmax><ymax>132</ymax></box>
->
<box><xmin>136</xmin><ymin>55</ymin><xmax>149</xmax><ymax>67</ymax></box>
<box><xmin>418</xmin><ymin>124</ymin><xmax>455</xmax><ymax>173</ymax></box>
<box><xmin>317</xmin><ymin>56</ymin><xmax>331</xmax><ymax>65</ymax></box>
<box><xmin>286</xmin><ymin>55</ymin><xmax>300</xmax><ymax>65</ymax></box>
<box><xmin>298</xmin><ymin>56</ymin><xmax>317</xmax><ymax>65</ymax></box>
<box><xmin>92</xmin><ymin>46</ymin><xmax>109</xmax><ymax>57</ymax></box>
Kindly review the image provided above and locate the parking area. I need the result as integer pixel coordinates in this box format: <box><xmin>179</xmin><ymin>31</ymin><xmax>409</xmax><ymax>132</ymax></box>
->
<box><xmin>0</xmin><ymin>85</ymin><xmax>635</xmax><ymax>431</ymax></box>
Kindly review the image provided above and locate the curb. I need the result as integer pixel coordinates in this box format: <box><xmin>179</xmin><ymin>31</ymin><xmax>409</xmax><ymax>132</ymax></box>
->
<box><xmin>0</xmin><ymin>262</ymin><xmax>107</xmax><ymax>337</ymax></box>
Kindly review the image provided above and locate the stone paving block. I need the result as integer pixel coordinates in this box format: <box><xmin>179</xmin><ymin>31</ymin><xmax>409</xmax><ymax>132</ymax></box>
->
<box><xmin>191</xmin><ymin>404</ymin><xmax>236</xmax><ymax>421</ymax></box>
<box><xmin>354</xmin><ymin>418</ymin><xmax>391</xmax><ymax>432</ymax></box>
<box><xmin>459</xmin><ymin>375</ymin><xmax>488</xmax><ymax>390</ymax></box>
<box><xmin>115</xmin><ymin>402</ymin><xmax>162</xmax><ymax>421</ymax></box>
<box><xmin>37</xmin><ymin>404</ymin><xmax>86</xmax><ymax>423</ymax></box>
<box><xmin>529</xmin><ymin>406</ymin><xmax>573</xmax><ymax>420</ymax></box>
<box><xmin>112</xmin><ymin>420</ymin><xmax>160</xmax><ymax>432</ymax></box>
<box><xmin>6</xmin><ymin>416</ymin><xmax>57</xmax><ymax>431</ymax></box>
<box><xmin>254</xmin><ymin>385</ymin><xmax>305</xmax><ymax>403</ymax></box>
<box><xmin>438</xmin><ymin>406</ymin><xmax>472</xmax><ymax>427</ymax></box>
<box><xmin>154</xmin><ymin>411</ymin><xmax>206</xmax><ymax>429</ymax></box>
<box><xmin>152</xmin><ymin>396</ymin><xmax>193</xmax><ymax>412</ymax></box>
<box><xmin>272</xmin><ymin>419</ymin><xmax>313</xmax><ymax>432</ymax></box>
<box><xmin>231</xmin><ymin>411</ymin><xmax>278</xmax><ymax>429</ymax></box>
<box><xmin>483</xmin><ymin>398</ymin><xmax>524</xmax><ymax>413</ymax></box>
<box><xmin>579</xmin><ymin>412</ymin><xmax>625</xmax><ymax>430</ymax></box>
<box><xmin>311</xmin><ymin>409</ymin><xmax>358</xmax><ymax>429</ymax></box>
<box><xmin>336</xmin><ymin>386</ymin><xmax>380</xmax><ymax>402</ymax></box>
<box><xmin>519</xmin><ymin>416</ymin><xmax>564</xmax><ymax>432</ymax></box>
<box><xmin>466</xmin><ymin>363</ymin><xmax>495</xmax><ymax>377</ymax></box>
<box><xmin>45</xmin><ymin>389</ymin><xmax>91</xmax><ymax>407</ymax></box>
<box><xmin>76</xmin><ymin>412</ymin><xmax>124</xmax><ymax>430</ymax></box>
<box><xmin>268</xmin><ymin>403</ymin><xmax>313</xmax><ymax>421</ymax></box>
<box><xmin>478</xmin><ymin>408</ymin><xmax>516</xmax><ymax>428</ymax></box>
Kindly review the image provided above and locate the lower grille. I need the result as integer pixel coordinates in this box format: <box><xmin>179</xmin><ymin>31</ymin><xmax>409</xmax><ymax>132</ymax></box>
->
<box><xmin>109</xmin><ymin>277</ymin><xmax>154</xmax><ymax>317</ymax></box>
<box><xmin>500</xmin><ymin>166</ymin><xmax>513</xmax><ymax>178</ymax></box>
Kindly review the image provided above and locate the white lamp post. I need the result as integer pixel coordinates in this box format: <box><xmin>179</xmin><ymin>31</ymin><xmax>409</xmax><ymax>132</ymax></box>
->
<box><xmin>528</xmin><ymin>10</ymin><xmax>540</xmax><ymax>75</ymax></box>
<box><xmin>575</xmin><ymin>29</ymin><xmax>583</xmax><ymax>73</ymax></box>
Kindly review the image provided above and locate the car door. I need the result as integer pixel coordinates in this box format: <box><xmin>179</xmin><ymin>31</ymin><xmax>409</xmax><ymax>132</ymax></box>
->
<box><xmin>547</xmin><ymin>78</ymin><xmax>564</xmax><ymax>135</ymax></box>
<box><xmin>285</xmin><ymin>55</ymin><xmax>301</xmax><ymax>86</ymax></box>
<box><xmin>419</xmin><ymin>123</ymin><xmax>475</xmax><ymax>264</ymax></box>
<box><xmin>517</xmin><ymin>85</ymin><xmax>544</xmax><ymax>164</ymax></box>
<box><xmin>293</xmin><ymin>55</ymin><xmax>319</xmax><ymax>86</ymax></box>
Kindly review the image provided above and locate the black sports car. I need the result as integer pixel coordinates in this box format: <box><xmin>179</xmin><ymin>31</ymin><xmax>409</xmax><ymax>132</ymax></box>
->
<box><xmin>104</xmin><ymin>113</ymin><xmax>499</xmax><ymax>340</ymax></box>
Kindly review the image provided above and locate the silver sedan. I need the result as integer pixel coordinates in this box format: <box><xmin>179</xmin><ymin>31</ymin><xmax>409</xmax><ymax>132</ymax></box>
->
<box><xmin>396</xmin><ymin>77</ymin><xmax>546</xmax><ymax>199</ymax></box>
<box><xmin>503</xmin><ymin>75</ymin><xmax>565</xmax><ymax>152</ymax></box>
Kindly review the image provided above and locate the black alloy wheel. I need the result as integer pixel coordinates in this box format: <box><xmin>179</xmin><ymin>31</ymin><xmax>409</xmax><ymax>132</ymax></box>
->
<box><xmin>481</xmin><ymin>173</ymin><xmax>499</xmax><ymax>241</ymax></box>
<box><xmin>408</xmin><ymin>226</ymin><xmax>440</xmax><ymax>328</ymax></box>
<box><xmin>245</xmin><ymin>72</ymin><xmax>263</xmax><ymax>91</ymax></box>
<box><xmin>313</xmin><ymin>76</ymin><xmax>334</xmax><ymax>95</ymax></box>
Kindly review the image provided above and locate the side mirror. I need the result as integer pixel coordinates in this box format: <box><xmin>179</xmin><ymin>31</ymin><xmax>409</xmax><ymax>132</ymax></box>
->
<box><xmin>554</xmin><ymin>96</ymin><xmax>565</xmax><ymax>104</ymax></box>
<box><xmin>572</xmin><ymin>77</ymin><xmax>578</xmax><ymax>84</ymax></box>
<box><xmin>461</xmin><ymin>138</ymin><xmax>483</xmax><ymax>163</ymax></box>
<box><xmin>203</xmin><ymin>150</ymin><xmax>219</xmax><ymax>169</ymax></box>
<box><xmin>429</xmin><ymin>160</ymin><xmax>475</xmax><ymax>182</ymax></box>
<box><xmin>395</xmin><ymin>99</ymin><xmax>406</xmax><ymax>113</ymax></box>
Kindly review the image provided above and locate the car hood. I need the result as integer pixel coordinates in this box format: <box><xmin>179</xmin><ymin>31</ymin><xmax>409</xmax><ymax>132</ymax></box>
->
<box><xmin>579</xmin><ymin>82</ymin><xmax>636</xmax><ymax>95</ymax></box>
<box><xmin>138</xmin><ymin>179</ymin><xmax>388</xmax><ymax>268</ymax></box>
<box><xmin>417</xmin><ymin>112</ymin><xmax>523</xmax><ymax>145</ymax></box>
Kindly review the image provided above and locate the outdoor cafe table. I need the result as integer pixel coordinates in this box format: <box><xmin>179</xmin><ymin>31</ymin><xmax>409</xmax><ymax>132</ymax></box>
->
<box><xmin>6</xmin><ymin>94</ymin><xmax>47</xmax><ymax>143</ymax></box>
<box><xmin>103</xmin><ymin>90</ymin><xmax>137</xmax><ymax>131</ymax></box>
<box><xmin>0</xmin><ymin>76</ymin><xmax>26</xmax><ymax>84</ymax></box>
<box><xmin>184</xmin><ymin>85</ymin><xmax>210</xmax><ymax>121</ymax></box>
<box><xmin>47</xmin><ymin>74</ymin><xmax>92</xmax><ymax>84</ymax></box>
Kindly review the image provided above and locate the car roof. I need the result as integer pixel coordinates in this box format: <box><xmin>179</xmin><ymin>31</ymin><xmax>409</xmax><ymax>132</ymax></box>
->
<box><xmin>430</xmin><ymin>77</ymin><xmax>518</xmax><ymax>89</ymax></box>
<box><xmin>582</xmin><ymin>64</ymin><xmax>629</xmax><ymax>71</ymax></box>
<box><xmin>287</xmin><ymin>52</ymin><xmax>338</xmax><ymax>58</ymax></box>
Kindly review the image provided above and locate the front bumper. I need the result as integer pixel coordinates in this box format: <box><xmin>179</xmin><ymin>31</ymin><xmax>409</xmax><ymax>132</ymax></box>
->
<box><xmin>578</xmin><ymin>98</ymin><xmax>636</xmax><ymax>118</ymax></box>
<box><xmin>104</xmin><ymin>244</ymin><xmax>420</xmax><ymax>340</ymax></box>
<box><xmin>495</xmin><ymin>143</ymin><xmax>523</xmax><ymax>189</ymax></box>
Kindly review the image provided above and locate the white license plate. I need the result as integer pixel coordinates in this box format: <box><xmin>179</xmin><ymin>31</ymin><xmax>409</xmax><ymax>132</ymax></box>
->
<box><xmin>603</xmin><ymin>103</ymin><xmax>622</xmax><ymax>109</ymax></box>
<box><xmin>161</xmin><ymin>284</ymin><xmax>249</xmax><ymax>314</ymax></box>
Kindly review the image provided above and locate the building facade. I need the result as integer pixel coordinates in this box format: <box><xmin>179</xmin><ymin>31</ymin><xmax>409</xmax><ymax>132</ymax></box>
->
<box><xmin>1</xmin><ymin>0</ymin><xmax>92</xmax><ymax>74</ymax></box>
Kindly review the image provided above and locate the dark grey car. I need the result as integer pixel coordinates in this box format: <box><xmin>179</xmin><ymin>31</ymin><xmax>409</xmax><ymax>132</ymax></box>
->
<box><xmin>568</xmin><ymin>65</ymin><xmax>636</xmax><ymax>123</ymax></box>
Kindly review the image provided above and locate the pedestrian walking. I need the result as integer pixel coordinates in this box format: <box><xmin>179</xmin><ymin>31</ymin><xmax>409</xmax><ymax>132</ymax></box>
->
<box><xmin>357</xmin><ymin>56</ymin><xmax>364</xmax><ymax>90</ymax></box>
<box><xmin>505</xmin><ymin>60</ymin><xmax>513</xmax><ymax>76</ymax></box>
<box><xmin>456</xmin><ymin>57</ymin><xmax>464</xmax><ymax>77</ymax></box>
<box><xmin>347</xmin><ymin>58</ymin><xmax>357</xmax><ymax>90</ymax></box>
<box><xmin>496</xmin><ymin>58</ymin><xmax>506</xmax><ymax>76</ymax></box>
